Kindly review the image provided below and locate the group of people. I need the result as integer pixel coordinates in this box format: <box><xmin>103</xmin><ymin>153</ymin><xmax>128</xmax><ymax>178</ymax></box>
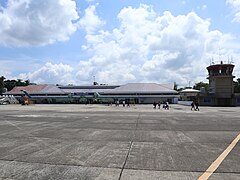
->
<box><xmin>191</xmin><ymin>101</ymin><xmax>200</xmax><ymax>111</ymax></box>
<box><xmin>153</xmin><ymin>101</ymin><xmax>169</xmax><ymax>110</ymax></box>
<box><xmin>112</xmin><ymin>100</ymin><xmax>200</xmax><ymax>111</ymax></box>
<box><xmin>115</xmin><ymin>100</ymin><xmax>130</xmax><ymax>107</ymax></box>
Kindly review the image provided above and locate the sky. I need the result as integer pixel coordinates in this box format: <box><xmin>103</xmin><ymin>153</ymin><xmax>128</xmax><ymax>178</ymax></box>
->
<box><xmin>0</xmin><ymin>0</ymin><xmax>240</xmax><ymax>87</ymax></box>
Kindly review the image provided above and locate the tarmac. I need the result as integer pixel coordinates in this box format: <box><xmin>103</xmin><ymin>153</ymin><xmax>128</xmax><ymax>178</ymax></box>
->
<box><xmin>0</xmin><ymin>104</ymin><xmax>239</xmax><ymax>180</ymax></box>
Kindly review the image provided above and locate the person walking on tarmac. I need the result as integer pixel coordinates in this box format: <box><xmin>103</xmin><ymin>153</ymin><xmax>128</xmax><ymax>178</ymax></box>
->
<box><xmin>153</xmin><ymin>101</ymin><xmax>157</xmax><ymax>109</ymax></box>
<box><xmin>191</xmin><ymin>101</ymin><xmax>195</xmax><ymax>111</ymax></box>
<box><xmin>195</xmin><ymin>101</ymin><xmax>200</xmax><ymax>111</ymax></box>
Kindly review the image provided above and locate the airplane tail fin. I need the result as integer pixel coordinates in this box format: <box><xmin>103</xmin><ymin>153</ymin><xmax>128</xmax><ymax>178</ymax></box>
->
<box><xmin>21</xmin><ymin>90</ymin><xmax>31</xmax><ymax>98</ymax></box>
<box><xmin>94</xmin><ymin>92</ymin><xmax>101</xmax><ymax>98</ymax></box>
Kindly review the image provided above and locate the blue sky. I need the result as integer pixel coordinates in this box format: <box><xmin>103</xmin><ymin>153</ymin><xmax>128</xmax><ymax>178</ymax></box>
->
<box><xmin>0</xmin><ymin>0</ymin><xmax>240</xmax><ymax>86</ymax></box>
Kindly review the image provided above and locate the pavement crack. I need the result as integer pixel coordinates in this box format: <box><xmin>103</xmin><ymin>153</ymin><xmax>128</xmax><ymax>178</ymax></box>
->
<box><xmin>118</xmin><ymin>113</ymin><xmax>141</xmax><ymax>180</ymax></box>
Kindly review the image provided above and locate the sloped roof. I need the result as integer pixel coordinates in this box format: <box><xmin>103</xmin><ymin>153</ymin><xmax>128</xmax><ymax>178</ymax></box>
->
<box><xmin>60</xmin><ymin>85</ymin><xmax>120</xmax><ymax>93</ymax></box>
<box><xmin>41</xmin><ymin>85</ymin><xmax>65</xmax><ymax>94</ymax></box>
<box><xmin>61</xmin><ymin>88</ymin><xmax>110</xmax><ymax>93</ymax></box>
<box><xmin>181</xmin><ymin>88</ymin><xmax>200</xmax><ymax>93</ymax></box>
<box><xmin>104</xmin><ymin>83</ymin><xmax>177</xmax><ymax>94</ymax></box>
<box><xmin>5</xmin><ymin>83</ymin><xmax>178</xmax><ymax>95</ymax></box>
<box><xmin>5</xmin><ymin>84</ymin><xmax>65</xmax><ymax>94</ymax></box>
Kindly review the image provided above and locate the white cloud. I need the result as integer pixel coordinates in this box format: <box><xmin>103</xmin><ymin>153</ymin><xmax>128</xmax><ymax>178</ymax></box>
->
<box><xmin>18</xmin><ymin>62</ymin><xmax>75</xmax><ymax>84</ymax></box>
<box><xmin>197</xmin><ymin>5</ymin><xmax>207</xmax><ymax>10</ymax></box>
<box><xmin>4</xmin><ymin>4</ymin><xmax>240</xmax><ymax>86</ymax></box>
<box><xmin>75</xmin><ymin>4</ymin><xmax>238</xmax><ymax>86</ymax></box>
<box><xmin>0</xmin><ymin>0</ymin><xmax>79</xmax><ymax>47</ymax></box>
<box><xmin>181</xmin><ymin>1</ymin><xmax>186</xmax><ymax>5</ymax></box>
<box><xmin>0</xmin><ymin>59</ymin><xmax>41</xmax><ymax>79</ymax></box>
<box><xmin>227</xmin><ymin>0</ymin><xmax>240</xmax><ymax>8</ymax></box>
<box><xmin>78</xmin><ymin>5</ymin><xmax>104</xmax><ymax>34</ymax></box>
<box><xmin>202</xmin><ymin>5</ymin><xmax>207</xmax><ymax>10</ymax></box>
<box><xmin>227</xmin><ymin>0</ymin><xmax>240</xmax><ymax>22</ymax></box>
<box><xmin>86</xmin><ymin>0</ymin><xmax>96</xmax><ymax>3</ymax></box>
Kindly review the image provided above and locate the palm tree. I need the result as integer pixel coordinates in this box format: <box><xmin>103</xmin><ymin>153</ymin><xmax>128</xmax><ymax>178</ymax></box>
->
<box><xmin>0</xmin><ymin>76</ymin><xmax>6</xmax><ymax>94</ymax></box>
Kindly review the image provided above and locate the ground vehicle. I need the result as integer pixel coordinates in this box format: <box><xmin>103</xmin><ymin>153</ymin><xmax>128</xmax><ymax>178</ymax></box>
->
<box><xmin>20</xmin><ymin>90</ymin><xmax>33</xmax><ymax>105</ymax></box>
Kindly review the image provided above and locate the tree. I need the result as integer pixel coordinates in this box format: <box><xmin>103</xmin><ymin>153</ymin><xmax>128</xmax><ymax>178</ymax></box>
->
<box><xmin>0</xmin><ymin>76</ymin><xmax>33</xmax><ymax>94</ymax></box>
<box><xmin>177</xmin><ymin>87</ymin><xmax>184</xmax><ymax>92</ymax></box>
<box><xmin>12</xmin><ymin>79</ymin><xmax>30</xmax><ymax>87</ymax></box>
<box><xmin>4</xmin><ymin>80</ymin><xmax>16</xmax><ymax>91</ymax></box>
<box><xmin>0</xmin><ymin>76</ymin><xmax>5</xmax><ymax>94</ymax></box>
<box><xmin>16</xmin><ymin>79</ymin><xmax>21</xmax><ymax>86</ymax></box>
<box><xmin>174</xmin><ymin>82</ymin><xmax>178</xmax><ymax>90</ymax></box>
<box><xmin>234</xmin><ymin>78</ymin><xmax>240</xmax><ymax>93</ymax></box>
<box><xmin>193</xmin><ymin>81</ymin><xmax>208</xmax><ymax>90</ymax></box>
<box><xmin>25</xmin><ymin>80</ymin><xmax>30</xmax><ymax>86</ymax></box>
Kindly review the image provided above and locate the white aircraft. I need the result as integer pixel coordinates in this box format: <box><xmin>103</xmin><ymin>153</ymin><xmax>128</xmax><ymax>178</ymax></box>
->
<box><xmin>0</xmin><ymin>97</ymin><xmax>9</xmax><ymax>105</ymax></box>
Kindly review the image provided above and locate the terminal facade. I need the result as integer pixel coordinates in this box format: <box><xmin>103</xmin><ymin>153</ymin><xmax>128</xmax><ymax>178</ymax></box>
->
<box><xmin>4</xmin><ymin>62</ymin><xmax>240</xmax><ymax>106</ymax></box>
<box><xmin>4</xmin><ymin>83</ymin><xmax>179</xmax><ymax>104</ymax></box>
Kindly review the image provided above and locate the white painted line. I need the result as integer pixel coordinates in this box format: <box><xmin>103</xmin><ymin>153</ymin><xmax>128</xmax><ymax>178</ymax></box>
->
<box><xmin>198</xmin><ymin>133</ymin><xmax>240</xmax><ymax>180</ymax></box>
<box><xmin>9</xmin><ymin>115</ymin><xmax>42</xmax><ymax>117</ymax></box>
<box><xmin>5</xmin><ymin>120</ymin><xmax>57</xmax><ymax>152</ymax></box>
<box><xmin>5</xmin><ymin>120</ymin><xmax>22</xmax><ymax>130</ymax></box>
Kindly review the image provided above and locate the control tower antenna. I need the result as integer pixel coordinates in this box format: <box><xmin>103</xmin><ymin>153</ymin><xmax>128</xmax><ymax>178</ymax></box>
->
<box><xmin>218</xmin><ymin>47</ymin><xmax>221</xmax><ymax>62</ymax></box>
<box><xmin>211</xmin><ymin>57</ymin><xmax>214</xmax><ymax>65</ymax></box>
<box><xmin>230</xmin><ymin>56</ymin><xmax>234</xmax><ymax>64</ymax></box>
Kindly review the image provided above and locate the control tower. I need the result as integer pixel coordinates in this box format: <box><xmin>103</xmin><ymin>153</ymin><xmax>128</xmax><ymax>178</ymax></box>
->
<box><xmin>207</xmin><ymin>61</ymin><xmax>235</xmax><ymax>106</ymax></box>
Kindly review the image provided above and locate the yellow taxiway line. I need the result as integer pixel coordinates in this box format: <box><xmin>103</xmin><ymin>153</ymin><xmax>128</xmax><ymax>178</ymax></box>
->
<box><xmin>198</xmin><ymin>133</ymin><xmax>240</xmax><ymax>180</ymax></box>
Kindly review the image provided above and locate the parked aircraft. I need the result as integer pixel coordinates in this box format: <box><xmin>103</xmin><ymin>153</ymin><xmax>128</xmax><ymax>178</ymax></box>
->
<box><xmin>0</xmin><ymin>97</ymin><xmax>9</xmax><ymax>105</ymax></box>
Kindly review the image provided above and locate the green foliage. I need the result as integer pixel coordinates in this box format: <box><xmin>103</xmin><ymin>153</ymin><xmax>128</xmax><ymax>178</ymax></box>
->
<box><xmin>234</xmin><ymin>78</ymin><xmax>240</xmax><ymax>93</ymax></box>
<box><xmin>177</xmin><ymin>87</ymin><xmax>184</xmax><ymax>92</ymax></box>
<box><xmin>25</xmin><ymin>80</ymin><xmax>30</xmax><ymax>86</ymax></box>
<box><xmin>4</xmin><ymin>80</ymin><xmax>16</xmax><ymax>91</ymax></box>
<box><xmin>0</xmin><ymin>76</ymin><xmax>5</xmax><ymax>94</ymax></box>
<box><xmin>174</xmin><ymin>82</ymin><xmax>178</xmax><ymax>90</ymax></box>
<box><xmin>0</xmin><ymin>77</ymin><xmax>31</xmax><ymax>92</ymax></box>
<box><xmin>15</xmin><ymin>79</ymin><xmax>30</xmax><ymax>86</ymax></box>
<box><xmin>193</xmin><ymin>81</ymin><xmax>208</xmax><ymax>90</ymax></box>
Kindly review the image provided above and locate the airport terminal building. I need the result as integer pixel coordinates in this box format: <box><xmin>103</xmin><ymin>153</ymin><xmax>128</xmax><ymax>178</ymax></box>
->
<box><xmin>4</xmin><ymin>83</ymin><xmax>179</xmax><ymax>104</ymax></box>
